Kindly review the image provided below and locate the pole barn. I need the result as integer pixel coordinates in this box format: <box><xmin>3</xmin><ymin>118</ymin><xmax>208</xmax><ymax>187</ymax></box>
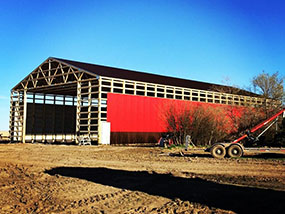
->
<box><xmin>9</xmin><ymin>57</ymin><xmax>265</xmax><ymax>145</ymax></box>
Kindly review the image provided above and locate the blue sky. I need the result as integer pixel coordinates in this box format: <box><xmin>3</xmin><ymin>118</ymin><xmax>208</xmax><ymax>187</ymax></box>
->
<box><xmin>0</xmin><ymin>0</ymin><xmax>284</xmax><ymax>130</ymax></box>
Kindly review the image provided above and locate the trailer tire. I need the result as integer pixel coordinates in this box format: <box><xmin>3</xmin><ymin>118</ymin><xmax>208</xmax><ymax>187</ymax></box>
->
<box><xmin>227</xmin><ymin>144</ymin><xmax>243</xmax><ymax>158</ymax></box>
<box><xmin>211</xmin><ymin>144</ymin><xmax>226</xmax><ymax>158</ymax></box>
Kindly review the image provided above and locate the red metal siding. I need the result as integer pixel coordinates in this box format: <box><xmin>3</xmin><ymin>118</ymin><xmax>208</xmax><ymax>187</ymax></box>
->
<box><xmin>107</xmin><ymin>93</ymin><xmax>166</xmax><ymax>132</ymax></box>
<box><xmin>107</xmin><ymin>93</ymin><xmax>243</xmax><ymax>133</ymax></box>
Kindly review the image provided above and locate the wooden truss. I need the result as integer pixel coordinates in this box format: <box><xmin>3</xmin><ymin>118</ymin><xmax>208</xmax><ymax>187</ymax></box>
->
<box><xmin>13</xmin><ymin>58</ymin><xmax>96</xmax><ymax>92</ymax></box>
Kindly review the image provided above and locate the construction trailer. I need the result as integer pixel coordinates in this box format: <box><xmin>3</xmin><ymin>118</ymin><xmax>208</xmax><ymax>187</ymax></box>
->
<box><xmin>10</xmin><ymin>57</ymin><xmax>266</xmax><ymax>145</ymax></box>
<box><xmin>207</xmin><ymin>109</ymin><xmax>285</xmax><ymax>158</ymax></box>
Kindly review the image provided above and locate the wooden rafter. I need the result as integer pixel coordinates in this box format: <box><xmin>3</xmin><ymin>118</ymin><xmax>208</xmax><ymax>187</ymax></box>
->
<box><xmin>12</xmin><ymin>58</ymin><xmax>96</xmax><ymax>91</ymax></box>
<box><xmin>70</xmin><ymin>67</ymin><xmax>79</xmax><ymax>81</ymax></box>
<box><xmin>39</xmin><ymin>67</ymin><xmax>50</xmax><ymax>85</ymax></box>
<box><xmin>50</xmin><ymin>64</ymin><xmax>60</xmax><ymax>85</ymax></box>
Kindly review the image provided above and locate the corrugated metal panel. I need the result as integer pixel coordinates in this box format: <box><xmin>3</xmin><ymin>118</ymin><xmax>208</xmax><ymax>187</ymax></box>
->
<box><xmin>107</xmin><ymin>93</ymin><xmax>243</xmax><ymax>133</ymax></box>
<box><xmin>107</xmin><ymin>93</ymin><xmax>166</xmax><ymax>132</ymax></box>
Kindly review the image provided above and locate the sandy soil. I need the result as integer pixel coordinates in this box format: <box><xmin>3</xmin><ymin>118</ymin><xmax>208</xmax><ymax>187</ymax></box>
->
<box><xmin>0</xmin><ymin>144</ymin><xmax>284</xmax><ymax>214</ymax></box>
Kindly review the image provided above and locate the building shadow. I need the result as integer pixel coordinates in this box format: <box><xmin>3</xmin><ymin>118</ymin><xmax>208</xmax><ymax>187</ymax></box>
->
<box><xmin>169</xmin><ymin>152</ymin><xmax>212</xmax><ymax>158</ymax></box>
<box><xmin>169</xmin><ymin>151</ymin><xmax>285</xmax><ymax>159</ymax></box>
<box><xmin>0</xmin><ymin>141</ymin><xmax>10</xmax><ymax>144</ymax></box>
<box><xmin>245</xmin><ymin>153</ymin><xmax>285</xmax><ymax>159</ymax></box>
<box><xmin>45</xmin><ymin>167</ymin><xmax>285</xmax><ymax>214</ymax></box>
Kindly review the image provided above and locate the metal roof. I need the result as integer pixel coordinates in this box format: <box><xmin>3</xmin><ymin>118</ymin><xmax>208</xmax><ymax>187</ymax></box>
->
<box><xmin>54</xmin><ymin>57</ymin><xmax>251</xmax><ymax>95</ymax></box>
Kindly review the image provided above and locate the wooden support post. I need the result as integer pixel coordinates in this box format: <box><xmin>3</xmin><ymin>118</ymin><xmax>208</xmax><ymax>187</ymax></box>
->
<box><xmin>43</xmin><ymin>94</ymin><xmax>46</xmax><ymax>142</ymax></box>
<box><xmin>22</xmin><ymin>90</ymin><xmax>27</xmax><ymax>143</ymax></box>
<box><xmin>16</xmin><ymin>91</ymin><xmax>21</xmax><ymax>141</ymax></box>
<box><xmin>62</xmin><ymin>95</ymin><xmax>66</xmax><ymax>142</ymax></box>
<box><xmin>76</xmin><ymin>80</ymin><xmax>82</xmax><ymax>144</ymax></box>
<box><xmin>52</xmin><ymin>95</ymin><xmax>56</xmax><ymax>142</ymax></box>
<box><xmin>98</xmin><ymin>77</ymin><xmax>102</xmax><ymax>144</ymax></box>
<box><xmin>48</xmin><ymin>59</ymin><xmax>51</xmax><ymax>83</ymax></box>
<box><xmin>32</xmin><ymin>93</ymin><xmax>35</xmax><ymax>143</ymax></box>
<box><xmin>88</xmin><ymin>81</ymin><xmax>92</xmax><ymax>136</ymax></box>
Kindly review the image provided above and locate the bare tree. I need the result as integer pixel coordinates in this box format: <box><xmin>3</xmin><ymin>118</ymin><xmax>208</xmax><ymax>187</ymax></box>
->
<box><xmin>225</xmin><ymin>106</ymin><xmax>265</xmax><ymax>139</ymax></box>
<box><xmin>163</xmin><ymin>103</ymin><xmax>231</xmax><ymax>146</ymax></box>
<box><xmin>210</xmin><ymin>77</ymin><xmax>243</xmax><ymax>95</ymax></box>
<box><xmin>252</xmin><ymin>71</ymin><xmax>284</xmax><ymax>105</ymax></box>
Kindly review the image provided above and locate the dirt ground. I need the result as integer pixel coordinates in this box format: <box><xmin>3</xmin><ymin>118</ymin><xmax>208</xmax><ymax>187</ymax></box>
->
<box><xmin>0</xmin><ymin>144</ymin><xmax>284</xmax><ymax>214</ymax></box>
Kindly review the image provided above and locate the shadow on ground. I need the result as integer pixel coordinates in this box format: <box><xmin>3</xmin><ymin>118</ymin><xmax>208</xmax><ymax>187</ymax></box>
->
<box><xmin>169</xmin><ymin>153</ymin><xmax>212</xmax><ymax>158</ymax></box>
<box><xmin>169</xmin><ymin>152</ymin><xmax>285</xmax><ymax>159</ymax></box>
<box><xmin>245</xmin><ymin>153</ymin><xmax>285</xmax><ymax>159</ymax></box>
<box><xmin>0</xmin><ymin>141</ymin><xmax>11</xmax><ymax>144</ymax></box>
<box><xmin>45</xmin><ymin>167</ymin><xmax>285</xmax><ymax>213</ymax></box>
